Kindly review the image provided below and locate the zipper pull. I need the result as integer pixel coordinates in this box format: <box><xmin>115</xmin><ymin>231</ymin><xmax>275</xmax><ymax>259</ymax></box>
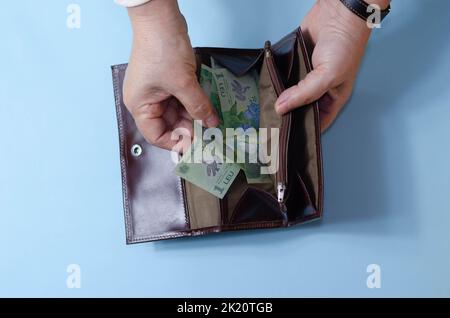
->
<box><xmin>264</xmin><ymin>41</ymin><xmax>272</xmax><ymax>58</ymax></box>
<box><xmin>277</xmin><ymin>182</ymin><xmax>288</xmax><ymax>224</ymax></box>
<box><xmin>277</xmin><ymin>182</ymin><xmax>286</xmax><ymax>203</ymax></box>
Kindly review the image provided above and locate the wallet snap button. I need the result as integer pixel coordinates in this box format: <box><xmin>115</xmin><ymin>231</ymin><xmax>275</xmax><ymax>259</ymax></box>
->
<box><xmin>131</xmin><ymin>144</ymin><xmax>143</xmax><ymax>157</ymax></box>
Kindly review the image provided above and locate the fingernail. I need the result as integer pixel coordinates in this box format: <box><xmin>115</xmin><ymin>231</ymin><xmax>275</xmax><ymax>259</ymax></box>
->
<box><xmin>205</xmin><ymin>114</ymin><xmax>219</xmax><ymax>127</ymax></box>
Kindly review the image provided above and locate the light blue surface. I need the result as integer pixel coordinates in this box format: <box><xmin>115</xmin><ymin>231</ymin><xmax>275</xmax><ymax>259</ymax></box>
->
<box><xmin>1</xmin><ymin>0</ymin><xmax>449</xmax><ymax>297</ymax></box>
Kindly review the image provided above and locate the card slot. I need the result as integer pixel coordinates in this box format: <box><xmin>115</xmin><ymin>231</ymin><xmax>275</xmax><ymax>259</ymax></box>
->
<box><xmin>183</xmin><ymin>181</ymin><xmax>222</xmax><ymax>230</ymax></box>
<box><xmin>229</xmin><ymin>186</ymin><xmax>284</xmax><ymax>225</ymax></box>
<box><xmin>284</xmin><ymin>170</ymin><xmax>317</xmax><ymax>222</ymax></box>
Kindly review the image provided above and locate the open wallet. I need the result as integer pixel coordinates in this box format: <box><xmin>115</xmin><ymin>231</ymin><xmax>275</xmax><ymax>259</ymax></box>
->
<box><xmin>111</xmin><ymin>27</ymin><xmax>323</xmax><ymax>244</ymax></box>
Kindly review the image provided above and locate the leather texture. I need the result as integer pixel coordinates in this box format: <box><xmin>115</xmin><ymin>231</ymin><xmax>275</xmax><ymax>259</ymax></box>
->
<box><xmin>111</xmin><ymin>27</ymin><xmax>324</xmax><ymax>243</ymax></box>
<box><xmin>339</xmin><ymin>0</ymin><xmax>391</xmax><ymax>23</ymax></box>
<box><xmin>112</xmin><ymin>65</ymin><xmax>189</xmax><ymax>243</ymax></box>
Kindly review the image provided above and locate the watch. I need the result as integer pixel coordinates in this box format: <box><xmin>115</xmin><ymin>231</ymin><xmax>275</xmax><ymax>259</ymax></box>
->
<box><xmin>339</xmin><ymin>0</ymin><xmax>391</xmax><ymax>23</ymax></box>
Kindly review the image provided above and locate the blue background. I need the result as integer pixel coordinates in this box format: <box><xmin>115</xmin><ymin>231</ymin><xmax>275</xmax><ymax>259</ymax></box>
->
<box><xmin>1</xmin><ymin>0</ymin><xmax>449</xmax><ymax>297</ymax></box>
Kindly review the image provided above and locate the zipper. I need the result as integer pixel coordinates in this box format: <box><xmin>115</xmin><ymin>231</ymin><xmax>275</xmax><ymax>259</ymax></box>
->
<box><xmin>180</xmin><ymin>178</ymin><xmax>191</xmax><ymax>229</ymax></box>
<box><xmin>264</xmin><ymin>41</ymin><xmax>291</xmax><ymax>215</ymax></box>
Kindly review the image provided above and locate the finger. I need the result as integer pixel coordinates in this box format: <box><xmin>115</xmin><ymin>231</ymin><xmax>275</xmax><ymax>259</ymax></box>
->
<box><xmin>171</xmin><ymin>120</ymin><xmax>195</xmax><ymax>155</ymax></box>
<box><xmin>135</xmin><ymin>118</ymin><xmax>175</xmax><ymax>151</ymax></box>
<box><xmin>179</xmin><ymin>106</ymin><xmax>193</xmax><ymax>121</ymax></box>
<box><xmin>131</xmin><ymin>102</ymin><xmax>174</xmax><ymax>150</ymax></box>
<box><xmin>320</xmin><ymin>110</ymin><xmax>337</xmax><ymax>132</ymax></box>
<box><xmin>318</xmin><ymin>93</ymin><xmax>338</xmax><ymax>132</ymax></box>
<box><xmin>132</xmin><ymin>97</ymin><xmax>195</xmax><ymax>150</ymax></box>
<box><xmin>162</xmin><ymin>98</ymin><xmax>194</xmax><ymax>138</ymax></box>
<box><xmin>165</xmin><ymin>98</ymin><xmax>193</xmax><ymax>124</ymax></box>
<box><xmin>318</xmin><ymin>89</ymin><xmax>351</xmax><ymax>133</ymax></box>
<box><xmin>171</xmin><ymin>77</ymin><xmax>219</xmax><ymax>127</ymax></box>
<box><xmin>137</xmin><ymin>116</ymin><xmax>194</xmax><ymax>152</ymax></box>
<box><xmin>275</xmin><ymin>67</ymin><xmax>333</xmax><ymax>114</ymax></box>
<box><xmin>163</xmin><ymin>98</ymin><xmax>184</xmax><ymax>128</ymax></box>
<box><xmin>169</xmin><ymin>117</ymin><xmax>194</xmax><ymax>154</ymax></box>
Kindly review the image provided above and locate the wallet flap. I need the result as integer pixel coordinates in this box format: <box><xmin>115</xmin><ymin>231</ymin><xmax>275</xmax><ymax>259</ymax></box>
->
<box><xmin>272</xmin><ymin>30</ymin><xmax>298</xmax><ymax>86</ymax></box>
<box><xmin>195</xmin><ymin>33</ymin><xmax>297</xmax><ymax>80</ymax></box>
<box><xmin>112</xmin><ymin>64</ymin><xmax>190</xmax><ymax>243</ymax></box>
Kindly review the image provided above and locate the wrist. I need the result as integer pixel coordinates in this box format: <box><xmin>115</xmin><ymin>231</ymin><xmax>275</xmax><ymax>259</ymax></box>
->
<box><xmin>333</xmin><ymin>0</ymin><xmax>391</xmax><ymax>28</ymax></box>
<box><xmin>331</xmin><ymin>0</ymin><xmax>391</xmax><ymax>38</ymax></box>
<box><xmin>321</xmin><ymin>0</ymin><xmax>372</xmax><ymax>40</ymax></box>
<box><xmin>128</xmin><ymin>0</ymin><xmax>184</xmax><ymax>36</ymax></box>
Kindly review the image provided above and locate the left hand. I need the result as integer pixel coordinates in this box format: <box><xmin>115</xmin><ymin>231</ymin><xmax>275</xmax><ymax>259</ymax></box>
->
<box><xmin>275</xmin><ymin>0</ymin><xmax>387</xmax><ymax>132</ymax></box>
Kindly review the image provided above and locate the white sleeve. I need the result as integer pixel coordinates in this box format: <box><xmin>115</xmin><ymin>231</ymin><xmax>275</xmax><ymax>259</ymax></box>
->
<box><xmin>115</xmin><ymin>0</ymin><xmax>151</xmax><ymax>7</ymax></box>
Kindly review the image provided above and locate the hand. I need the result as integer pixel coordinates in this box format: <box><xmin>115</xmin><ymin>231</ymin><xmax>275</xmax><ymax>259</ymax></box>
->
<box><xmin>275</xmin><ymin>0</ymin><xmax>390</xmax><ymax>132</ymax></box>
<box><xmin>123</xmin><ymin>0</ymin><xmax>219</xmax><ymax>151</ymax></box>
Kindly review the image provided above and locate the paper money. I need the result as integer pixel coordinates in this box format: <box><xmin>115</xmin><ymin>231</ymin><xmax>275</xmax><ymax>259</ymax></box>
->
<box><xmin>174</xmin><ymin>61</ymin><xmax>271</xmax><ymax>199</ymax></box>
<box><xmin>174</xmin><ymin>138</ymin><xmax>241</xmax><ymax>199</ymax></box>
<box><xmin>210</xmin><ymin>61</ymin><xmax>260</xmax><ymax>129</ymax></box>
<box><xmin>174</xmin><ymin>65</ymin><xmax>241</xmax><ymax>199</ymax></box>
<box><xmin>198</xmin><ymin>64</ymin><xmax>224</xmax><ymax>130</ymax></box>
<box><xmin>210</xmin><ymin>60</ymin><xmax>271</xmax><ymax>184</ymax></box>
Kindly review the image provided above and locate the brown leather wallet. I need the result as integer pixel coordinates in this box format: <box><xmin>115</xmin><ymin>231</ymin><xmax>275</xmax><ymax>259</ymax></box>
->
<box><xmin>111</xmin><ymin>27</ymin><xmax>323</xmax><ymax>243</ymax></box>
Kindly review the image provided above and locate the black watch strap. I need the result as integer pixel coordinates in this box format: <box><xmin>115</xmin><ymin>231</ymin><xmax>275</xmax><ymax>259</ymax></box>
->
<box><xmin>339</xmin><ymin>0</ymin><xmax>391</xmax><ymax>23</ymax></box>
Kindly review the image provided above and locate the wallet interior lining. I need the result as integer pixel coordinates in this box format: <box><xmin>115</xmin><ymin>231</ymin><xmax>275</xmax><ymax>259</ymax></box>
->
<box><xmin>184</xmin><ymin>181</ymin><xmax>221</xmax><ymax>229</ymax></box>
<box><xmin>257</xmin><ymin>57</ymin><xmax>282</xmax><ymax>188</ymax></box>
<box><xmin>187</xmin><ymin>40</ymin><xmax>320</xmax><ymax>229</ymax></box>
<box><xmin>187</xmin><ymin>53</ymin><xmax>281</xmax><ymax>229</ymax></box>
<box><xmin>294</xmin><ymin>40</ymin><xmax>320</xmax><ymax>210</ymax></box>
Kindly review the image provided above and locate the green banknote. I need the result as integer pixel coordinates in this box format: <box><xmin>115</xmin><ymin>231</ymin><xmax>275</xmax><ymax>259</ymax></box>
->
<box><xmin>210</xmin><ymin>59</ymin><xmax>271</xmax><ymax>184</ymax></box>
<box><xmin>174</xmin><ymin>138</ymin><xmax>241</xmax><ymax>199</ymax></box>
<box><xmin>174</xmin><ymin>62</ymin><xmax>271</xmax><ymax>199</ymax></box>
<box><xmin>198</xmin><ymin>64</ymin><xmax>224</xmax><ymax>130</ymax></box>
<box><xmin>210</xmin><ymin>60</ymin><xmax>260</xmax><ymax>129</ymax></box>
<box><xmin>174</xmin><ymin>65</ymin><xmax>241</xmax><ymax>199</ymax></box>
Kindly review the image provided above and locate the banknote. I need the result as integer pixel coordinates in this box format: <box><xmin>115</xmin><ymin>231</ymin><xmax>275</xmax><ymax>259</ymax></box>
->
<box><xmin>174</xmin><ymin>138</ymin><xmax>241</xmax><ymax>199</ymax></box>
<box><xmin>174</xmin><ymin>62</ymin><xmax>271</xmax><ymax>199</ymax></box>
<box><xmin>198</xmin><ymin>64</ymin><xmax>224</xmax><ymax>130</ymax></box>
<box><xmin>210</xmin><ymin>59</ymin><xmax>271</xmax><ymax>184</ymax></box>
<box><xmin>210</xmin><ymin>61</ymin><xmax>260</xmax><ymax>130</ymax></box>
<box><xmin>174</xmin><ymin>65</ymin><xmax>240</xmax><ymax>198</ymax></box>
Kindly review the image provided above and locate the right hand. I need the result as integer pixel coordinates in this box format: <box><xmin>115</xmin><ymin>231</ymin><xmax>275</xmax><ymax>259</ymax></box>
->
<box><xmin>123</xmin><ymin>0</ymin><xmax>219</xmax><ymax>151</ymax></box>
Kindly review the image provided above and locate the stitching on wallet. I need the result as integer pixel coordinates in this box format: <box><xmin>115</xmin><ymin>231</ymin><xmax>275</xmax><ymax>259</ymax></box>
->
<box><xmin>112</xmin><ymin>65</ymin><xmax>133</xmax><ymax>242</ymax></box>
<box><xmin>129</xmin><ymin>220</ymin><xmax>289</xmax><ymax>243</ymax></box>
<box><xmin>131</xmin><ymin>232</ymin><xmax>190</xmax><ymax>242</ymax></box>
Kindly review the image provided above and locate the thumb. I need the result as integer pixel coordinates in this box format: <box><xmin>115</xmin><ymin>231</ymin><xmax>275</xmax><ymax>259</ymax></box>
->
<box><xmin>275</xmin><ymin>67</ymin><xmax>333</xmax><ymax>114</ymax></box>
<box><xmin>172</xmin><ymin>77</ymin><xmax>219</xmax><ymax>127</ymax></box>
